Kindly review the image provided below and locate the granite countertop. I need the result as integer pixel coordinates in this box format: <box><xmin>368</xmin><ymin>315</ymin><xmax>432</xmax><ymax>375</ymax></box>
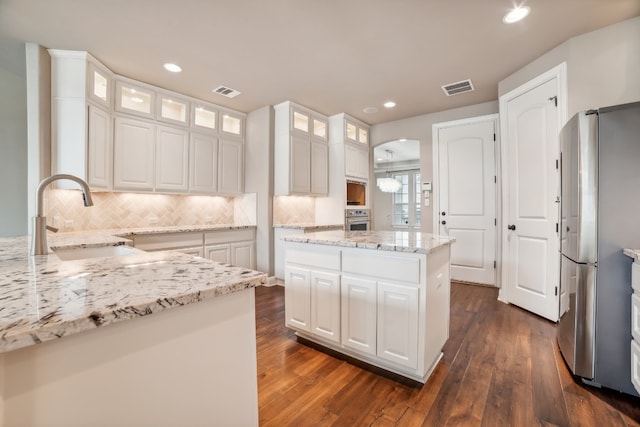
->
<box><xmin>111</xmin><ymin>224</ymin><xmax>256</xmax><ymax>237</ymax></box>
<box><xmin>283</xmin><ymin>230</ymin><xmax>455</xmax><ymax>254</ymax></box>
<box><xmin>624</xmin><ymin>248</ymin><xmax>640</xmax><ymax>261</ymax></box>
<box><xmin>273</xmin><ymin>223</ymin><xmax>344</xmax><ymax>231</ymax></box>
<box><xmin>0</xmin><ymin>234</ymin><xmax>266</xmax><ymax>354</ymax></box>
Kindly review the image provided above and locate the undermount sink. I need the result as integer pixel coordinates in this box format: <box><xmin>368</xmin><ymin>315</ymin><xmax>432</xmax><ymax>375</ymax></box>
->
<box><xmin>53</xmin><ymin>245</ymin><xmax>141</xmax><ymax>261</ymax></box>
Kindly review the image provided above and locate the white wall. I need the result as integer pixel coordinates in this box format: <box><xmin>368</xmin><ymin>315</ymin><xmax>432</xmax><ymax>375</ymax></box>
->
<box><xmin>0</xmin><ymin>40</ymin><xmax>28</xmax><ymax>237</ymax></box>
<box><xmin>245</xmin><ymin>106</ymin><xmax>274</xmax><ymax>276</ymax></box>
<box><xmin>499</xmin><ymin>16</ymin><xmax>640</xmax><ymax>117</ymax></box>
<box><xmin>370</xmin><ymin>101</ymin><xmax>499</xmax><ymax>232</ymax></box>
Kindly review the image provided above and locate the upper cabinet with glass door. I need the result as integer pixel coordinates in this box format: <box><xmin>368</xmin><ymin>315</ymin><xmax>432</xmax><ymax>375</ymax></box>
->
<box><xmin>191</xmin><ymin>102</ymin><xmax>218</xmax><ymax>133</ymax></box>
<box><xmin>115</xmin><ymin>79</ymin><xmax>155</xmax><ymax>119</ymax></box>
<box><xmin>220</xmin><ymin>109</ymin><xmax>245</xmax><ymax>139</ymax></box>
<box><xmin>87</xmin><ymin>60</ymin><xmax>112</xmax><ymax>108</ymax></box>
<box><xmin>345</xmin><ymin>117</ymin><xmax>369</xmax><ymax>145</ymax></box>
<box><xmin>290</xmin><ymin>104</ymin><xmax>328</xmax><ymax>141</ymax></box>
<box><xmin>156</xmin><ymin>92</ymin><xmax>189</xmax><ymax>127</ymax></box>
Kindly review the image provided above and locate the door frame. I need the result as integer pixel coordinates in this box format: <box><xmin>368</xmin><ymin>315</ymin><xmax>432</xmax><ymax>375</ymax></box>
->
<box><xmin>432</xmin><ymin>113</ymin><xmax>500</xmax><ymax>287</ymax></box>
<box><xmin>498</xmin><ymin>62</ymin><xmax>568</xmax><ymax>305</ymax></box>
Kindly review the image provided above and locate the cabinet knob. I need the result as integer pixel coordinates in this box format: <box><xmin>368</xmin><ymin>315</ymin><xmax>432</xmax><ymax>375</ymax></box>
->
<box><xmin>441</xmin><ymin>220</ymin><xmax>446</xmax><ymax>225</ymax></box>
<box><xmin>441</xmin><ymin>211</ymin><xmax>446</xmax><ymax>216</ymax></box>
<box><xmin>508</xmin><ymin>224</ymin><xmax>516</xmax><ymax>231</ymax></box>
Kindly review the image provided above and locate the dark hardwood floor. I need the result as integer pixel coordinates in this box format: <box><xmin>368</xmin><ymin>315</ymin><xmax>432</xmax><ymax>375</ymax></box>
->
<box><xmin>255</xmin><ymin>283</ymin><xmax>640</xmax><ymax>426</ymax></box>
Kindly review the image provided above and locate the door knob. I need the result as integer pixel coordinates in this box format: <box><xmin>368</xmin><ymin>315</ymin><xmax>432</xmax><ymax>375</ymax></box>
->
<box><xmin>441</xmin><ymin>220</ymin><xmax>446</xmax><ymax>225</ymax></box>
<box><xmin>508</xmin><ymin>224</ymin><xmax>516</xmax><ymax>230</ymax></box>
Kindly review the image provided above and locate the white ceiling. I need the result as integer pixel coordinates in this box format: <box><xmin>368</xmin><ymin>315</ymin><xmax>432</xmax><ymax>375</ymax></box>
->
<box><xmin>1</xmin><ymin>0</ymin><xmax>638</xmax><ymax>124</ymax></box>
<box><xmin>374</xmin><ymin>139</ymin><xmax>420</xmax><ymax>166</ymax></box>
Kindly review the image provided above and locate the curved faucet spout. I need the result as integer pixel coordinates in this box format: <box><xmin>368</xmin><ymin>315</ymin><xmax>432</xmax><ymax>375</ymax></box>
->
<box><xmin>32</xmin><ymin>174</ymin><xmax>94</xmax><ymax>255</ymax></box>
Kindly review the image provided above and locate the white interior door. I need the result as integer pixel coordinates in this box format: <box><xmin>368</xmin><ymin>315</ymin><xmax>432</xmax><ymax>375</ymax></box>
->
<box><xmin>436</xmin><ymin>117</ymin><xmax>497</xmax><ymax>286</ymax></box>
<box><xmin>502</xmin><ymin>75</ymin><xmax>562</xmax><ymax>322</ymax></box>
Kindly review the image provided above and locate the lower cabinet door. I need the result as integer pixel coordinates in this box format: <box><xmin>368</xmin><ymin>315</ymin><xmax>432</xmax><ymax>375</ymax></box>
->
<box><xmin>310</xmin><ymin>271</ymin><xmax>341</xmax><ymax>343</ymax></box>
<box><xmin>377</xmin><ymin>282</ymin><xmax>419</xmax><ymax>369</ymax></box>
<box><xmin>632</xmin><ymin>339</ymin><xmax>640</xmax><ymax>395</ymax></box>
<box><xmin>285</xmin><ymin>266</ymin><xmax>311</xmax><ymax>332</ymax></box>
<box><xmin>341</xmin><ymin>275</ymin><xmax>377</xmax><ymax>356</ymax></box>
<box><xmin>205</xmin><ymin>244</ymin><xmax>231</xmax><ymax>265</ymax></box>
<box><xmin>231</xmin><ymin>241</ymin><xmax>255</xmax><ymax>269</ymax></box>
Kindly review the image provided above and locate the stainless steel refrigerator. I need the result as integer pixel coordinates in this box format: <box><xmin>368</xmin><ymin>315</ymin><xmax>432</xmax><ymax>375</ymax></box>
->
<box><xmin>557</xmin><ymin>101</ymin><xmax>640</xmax><ymax>396</ymax></box>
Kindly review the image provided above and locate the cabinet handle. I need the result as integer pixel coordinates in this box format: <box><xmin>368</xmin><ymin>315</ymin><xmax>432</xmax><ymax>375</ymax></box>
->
<box><xmin>508</xmin><ymin>224</ymin><xmax>516</xmax><ymax>230</ymax></box>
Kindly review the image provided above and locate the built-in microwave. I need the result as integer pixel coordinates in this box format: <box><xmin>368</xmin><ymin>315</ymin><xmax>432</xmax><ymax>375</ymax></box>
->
<box><xmin>346</xmin><ymin>180</ymin><xmax>366</xmax><ymax>206</ymax></box>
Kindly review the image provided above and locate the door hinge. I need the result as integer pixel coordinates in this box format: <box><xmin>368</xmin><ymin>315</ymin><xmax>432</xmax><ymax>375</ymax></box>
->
<box><xmin>555</xmin><ymin>159</ymin><xmax>559</xmax><ymax>169</ymax></box>
<box><xmin>549</xmin><ymin>96</ymin><xmax>558</xmax><ymax>107</ymax></box>
<box><xmin>494</xmin><ymin>260</ymin><xmax>497</xmax><ymax>269</ymax></box>
<box><xmin>494</xmin><ymin>218</ymin><xmax>497</xmax><ymax>226</ymax></box>
<box><xmin>494</xmin><ymin>175</ymin><xmax>497</xmax><ymax>183</ymax></box>
<box><xmin>555</xmin><ymin>286</ymin><xmax>558</xmax><ymax>296</ymax></box>
<box><xmin>493</xmin><ymin>133</ymin><xmax>496</xmax><ymax>141</ymax></box>
<box><xmin>556</xmin><ymin>222</ymin><xmax>559</xmax><ymax>233</ymax></box>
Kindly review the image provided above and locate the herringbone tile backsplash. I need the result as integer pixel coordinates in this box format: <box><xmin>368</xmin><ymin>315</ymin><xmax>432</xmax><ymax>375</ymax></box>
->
<box><xmin>46</xmin><ymin>190</ymin><xmax>251</xmax><ymax>231</ymax></box>
<box><xmin>273</xmin><ymin>196</ymin><xmax>315</xmax><ymax>224</ymax></box>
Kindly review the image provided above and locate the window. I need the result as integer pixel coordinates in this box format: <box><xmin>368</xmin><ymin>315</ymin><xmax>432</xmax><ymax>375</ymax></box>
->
<box><xmin>392</xmin><ymin>171</ymin><xmax>421</xmax><ymax>228</ymax></box>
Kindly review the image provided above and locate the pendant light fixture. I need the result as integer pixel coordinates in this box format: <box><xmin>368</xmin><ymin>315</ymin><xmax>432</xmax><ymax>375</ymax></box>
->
<box><xmin>377</xmin><ymin>150</ymin><xmax>402</xmax><ymax>193</ymax></box>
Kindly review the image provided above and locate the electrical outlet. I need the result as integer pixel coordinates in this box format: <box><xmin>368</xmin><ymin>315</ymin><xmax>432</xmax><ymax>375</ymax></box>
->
<box><xmin>148</xmin><ymin>215</ymin><xmax>158</xmax><ymax>224</ymax></box>
<box><xmin>64</xmin><ymin>220</ymin><xmax>74</xmax><ymax>230</ymax></box>
<box><xmin>205</xmin><ymin>216</ymin><xmax>213</xmax><ymax>223</ymax></box>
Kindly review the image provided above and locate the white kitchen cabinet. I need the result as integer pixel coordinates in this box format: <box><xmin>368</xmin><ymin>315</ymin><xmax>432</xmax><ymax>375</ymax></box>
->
<box><xmin>341</xmin><ymin>275</ymin><xmax>377</xmax><ymax>356</ymax></box>
<box><xmin>231</xmin><ymin>241</ymin><xmax>255</xmax><ymax>270</ymax></box>
<box><xmin>87</xmin><ymin>105</ymin><xmax>112</xmax><ymax>189</ymax></box>
<box><xmin>285</xmin><ymin>266</ymin><xmax>312</xmax><ymax>332</ymax></box>
<box><xmin>283</xmin><ymin>240</ymin><xmax>451</xmax><ymax>383</ymax></box>
<box><xmin>191</xmin><ymin>103</ymin><xmax>218</xmax><ymax>132</ymax></box>
<box><xmin>274</xmin><ymin>101</ymin><xmax>329</xmax><ymax>196</ymax></box>
<box><xmin>344</xmin><ymin>143</ymin><xmax>369</xmax><ymax>180</ymax></box>
<box><xmin>205</xmin><ymin>244</ymin><xmax>231</xmax><ymax>264</ymax></box>
<box><xmin>174</xmin><ymin>246</ymin><xmax>205</xmax><ymax>257</ymax></box>
<box><xmin>220</xmin><ymin>110</ymin><xmax>245</xmax><ymax>138</ymax></box>
<box><xmin>345</xmin><ymin>118</ymin><xmax>369</xmax><ymax>145</ymax></box>
<box><xmin>189</xmin><ymin>132</ymin><xmax>218</xmax><ymax>194</ymax></box>
<box><xmin>311</xmin><ymin>271</ymin><xmax>341</xmax><ymax>344</ymax></box>
<box><xmin>290</xmin><ymin>135</ymin><xmax>311</xmax><ymax>193</ymax></box>
<box><xmin>377</xmin><ymin>281</ymin><xmax>419</xmax><ymax>369</ymax></box>
<box><xmin>113</xmin><ymin>116</ymin><xmax>155</xmax><ymax>191</ymax></box>
<box><xmin>217</xmin><ymin>139</ymin><xmax>244</xmax><ymax>195</ymax></box>
<box><xmin>49</xmin><ymin>49</ymin><xmax>113</xmax><ymax>190</ymax></box>
<box><xmin>155</xmin><ymin>125</ymin><xmax>189</xmax><ymax>192</ymax></box>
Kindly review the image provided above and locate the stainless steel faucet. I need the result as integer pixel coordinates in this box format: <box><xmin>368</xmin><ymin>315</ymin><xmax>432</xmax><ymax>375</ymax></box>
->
<box><xmin>32</xmin><ymin>174</ymin><xmax>94</xmax><ymax>255</ymax></box>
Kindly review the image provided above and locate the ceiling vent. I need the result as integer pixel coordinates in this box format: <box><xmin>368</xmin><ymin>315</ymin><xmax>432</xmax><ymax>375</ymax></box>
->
<box><xmin>441</xmin><ymin>79</ymin><xmax>474</xmax><ymax>96</ymax></box>
<box><xmin>213</xmin><ymin>85</ymin><xmax>241</xmax><ymax>98</ymax></box>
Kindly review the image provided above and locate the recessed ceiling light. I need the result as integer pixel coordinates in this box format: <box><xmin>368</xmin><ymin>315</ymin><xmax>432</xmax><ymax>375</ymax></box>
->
<box><xmin>363</xmin><ymin>106</ymin><xmax>378</xmax><ymax>114</ymax></box>
<box><xmin>399</xmin><ymin>138</ymin><xmax>407</xmax><ymax>142</ymax></box>
<box><xmin>163</xmin><ymin>63</ymin><xmax>182</xmax><ymax>73</ymax></box>
<box><xmin>383</xmin><ymin>101</ymin><xmax>396</xmax><ymax>108</ymax></box>
<box><xmin>503</xmin><ymin>6</ymin><xmax>530</xmax><ymax>24</ymax></box>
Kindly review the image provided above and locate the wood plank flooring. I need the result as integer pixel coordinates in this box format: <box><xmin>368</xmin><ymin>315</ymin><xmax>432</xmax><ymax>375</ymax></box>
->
<box><xmin>255</xmin><ymin>283</ymin><xmax>640</xmax><ymax>426</ymax></box>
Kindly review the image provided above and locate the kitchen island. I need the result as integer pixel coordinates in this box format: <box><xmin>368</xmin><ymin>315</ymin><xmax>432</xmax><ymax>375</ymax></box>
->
<box><xmin>283</xmin><ymin>230</ymin><xmax>454</xmax><ymax>383</ymax></box>
<box><xmin>0</xmin><ymin>233</ymin><xmax>266</xmax><ymax>427</ymax></box>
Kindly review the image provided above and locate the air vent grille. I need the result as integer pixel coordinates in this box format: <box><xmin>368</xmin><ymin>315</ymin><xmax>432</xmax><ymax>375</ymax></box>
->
<box><xmin>441</xmin><ymin>79</ymin><xmax>474</xmax><ymax>96</ymax></box>
<box><xmin>213</xmin><ymin>85</ymin><xmax>241</xmax><ymax>98</ymax></box>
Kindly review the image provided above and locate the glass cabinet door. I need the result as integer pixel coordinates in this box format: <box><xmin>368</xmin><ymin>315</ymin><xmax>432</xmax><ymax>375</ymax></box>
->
<box><xmin>87</xmin><ymin>62</ymin><xmax>111</xmax><ymax>107</ymax></box>
<box><xmin>292</xmin><ymin>110</ymin><xmax>310</xmax><ymax>133</ymax></box>
<box><xmin>115</xmin><ymin>80</ymin><xmax>155</xmax><ymax>118</ymax></box>
<box><xmin>192</xmin><ymin>104</ymin><xmax>218</xmax><ymax>131</ymax></box>
<box><xmin>313</xmin><ymin>118</ymin><xmax>327</xmax><ymax>140</ymax></box>
<box><xmin>358</xmin><ymin>127</ymin><xmax>368</xmax><ymax>145</ymax></box>
<box><xmin>346</xmin><ymin>121</ymin><xmax>358</xmax><ymax>142</ymax></box>
<box><xmin>158</xmin><ymin>95</ymin><xmax>189</xmax><ymax>126</ymax></box>
<box><xmin>221</xmin><ymin>111</ymin><xmax>244</xmax><ymax>137</ymax></box>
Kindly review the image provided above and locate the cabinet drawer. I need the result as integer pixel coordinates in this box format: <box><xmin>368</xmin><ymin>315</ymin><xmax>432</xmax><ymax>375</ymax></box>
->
<box><xmin>633</xmin><ymin>262</ymin><xmax>640</xmax><ymax>291</ymax></box>
<box><xmin>205</xmin><ymin>229</ymin><xmax>255</xmax><ymax>245</ymax></box>
<box><xmin>632</xmin><ymin>339</ymin><xmax>640</xmax><ymax>395</ymax></box>
<box><xmin>342</xmin><ymin>251</ymin><xmax>420</xmax><ymax>284</ymax></box>
<box><xmin>133</xmin><ymin>232</ymin><xmax>203</xmax><ymax>251</ymax></box>
<box><xmin>633</xmin><ymin>293</ymin><xmax>640</xmax><ymax>342</ymax></box>
<box><xmin>285</xmin><ymin>243</ymin><xmax>340</xmax><ymax>271</ymax></box>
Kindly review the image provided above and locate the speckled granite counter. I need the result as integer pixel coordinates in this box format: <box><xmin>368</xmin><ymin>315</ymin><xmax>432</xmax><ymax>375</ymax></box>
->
<box><xmin>624</xmin><ymin>248</ymin><xmax>640</xmax><ymax>261</ymax></box>
<box><xmin>0</xmin><ymin>234</ymin><xmax>266</xmax><ymax>353</ymax></box>
<box><xmin>274</xmin><ymin>223</ymin><xmax>344</xmax><ymax>231</ymax></box>
<box><xmin>283</xmin><ymin>230</ymin><xmax>455</xmax><ymax>254</ymax></box>
<box><xmin>111</xmin><ymin>224</ymin><xmax>256</xmax><ymax>236</ymax></box>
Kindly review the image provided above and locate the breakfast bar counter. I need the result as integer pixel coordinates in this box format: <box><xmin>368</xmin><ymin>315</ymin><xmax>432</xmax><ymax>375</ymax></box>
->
<box><xmin>0</xmin><ymin>233</ymin><xmax>265</xmax><ymax>427</ymax></box>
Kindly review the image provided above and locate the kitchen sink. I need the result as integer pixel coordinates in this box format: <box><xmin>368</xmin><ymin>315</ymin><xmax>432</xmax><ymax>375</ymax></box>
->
<box><xmin>53</xmin><ymin>245</ymin><xmax>141</xmax><ymax>261</ymax></box>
